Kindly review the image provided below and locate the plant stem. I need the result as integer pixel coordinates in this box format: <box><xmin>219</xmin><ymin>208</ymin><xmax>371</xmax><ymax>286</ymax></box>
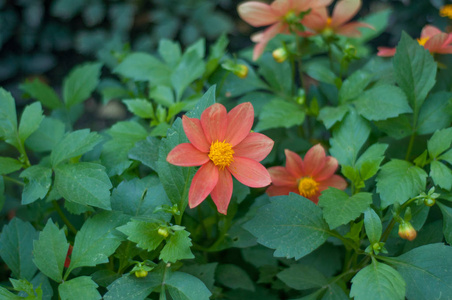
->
<box><xmin>52</xmin><ymin>201</ymin><xmax>77</xmax><ymax>235</ymax></box>
<box><xmin>405</xmin><ymin>132</ymin><xmax>416</xmax><ymax>161</ymax></box>
<box><xmin>328</xmin><ymin>230</ymin><xmax>357</xmax><ymax>251</ymax></box>
<box><xmin>160</xmin><ymin>263</ymin><xmax>171</xmax><ymax>300</ymax></box>
<box><xmin>2</xmin><ymin>175</ymin><xmax>24</xmax><ymax>186</ymax></box>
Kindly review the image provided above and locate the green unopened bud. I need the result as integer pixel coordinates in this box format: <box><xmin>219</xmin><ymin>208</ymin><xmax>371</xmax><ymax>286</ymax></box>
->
<box><xmin>296</xmin><ymin>89</ymin><xmax>306</xmax><ymax>105</ymax></box>
<box><xmin>424</xmin><ymin>197</ymin><xmax>436</xmax><ymax>207</ymax></box>
<box><xmin>372</xmin><ymin>243</ymin><xmax>381</xmax><ymax>251</ymax></box>
<box><xmin>272</xmin><ymin>48</ymin><xmax>288</xmax><ymax>63</ymax></box>
<box><xmin>135</xmin><ymin>270</ymin><xmax>148</xmax><ymax>278</ymax></box>
<box><xmin>233</xmin><ymin>65</ymin><xmax>248</xmax><ymax>78</ymax></box>
<box><xmin>398</xmin><ymin>222</ymin><xmax>417</xmax><ymax>241</ymax></box>
<box><xmin>158</xmin><ymin>227</ymin><xmax>169</xmax><ymax>238</ymax></box>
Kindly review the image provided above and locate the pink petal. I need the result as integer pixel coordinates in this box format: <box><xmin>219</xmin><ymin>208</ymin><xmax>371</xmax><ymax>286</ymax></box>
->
<box><xmin>313</xmin><ymin>156</ymin><xmax>339</xmax><ymax>181</ymax></box>
<box><xmin>227</xmin><ymin>156</ymin><xmax>271</xmax><ymax>188</ymax></box>
<box><xmin>309</xmin><ymin>192</ymin><xmax>321</xmax><ymax>204</ymax></box>
<box><xmin>266</xmin><ymin>185</ymin><xmax>298</xmax><ymax>197</ymax></box>
<box><xmin>331</xmin><ymin>0</ymin><xmax>361</xmax><ymax>28</ymax></box>
<box><xmin>182</xmin><ymin>116</ymin><xmax>210</xmax><ymax>152</ymax></box>
<box><xmin>420</xmin><ymin>25</ymin><xmax>443</xmax><ymax>40</ymax></box>
<box><xmin>270</xmin><ymin>0</ymin><xmax>291</xmax><ymax>15</ymax></box>
<box><xmin>201</xmin><ymin>103</ymin><xmax>227</xmax><ymax>144</ymax></box>
<box><xmin>293</xmin><ymin>0</ymin><xmax>333</xmax><ymax>11</ymax></box>
<box><xmin>425</xmin><ymin>33</ymin><xmax>450</xmax><ymax>53</ymax></box>
<box><xmin>167</xmin><ymin>143</ymin><xmax>210</xmax><ymax>166</ymax></box>
<box><xmin>210</xmin><ymin>169</ymin><xmax>233</xmax><ymax>215</ymax></box>
<box><xmin>189</xmin><ymin>162</ymin><xmax>219</xmax><ymax>208</ymax></box>
<box><xmin>335</xmin><ymin>22</ymin><xmax>374</xmax><ymax>37</ymax></box>
<box><xmin>303</xmin><ymin>144</ymin><xmax>326</xmax><ymax>176</ymax></box>
<box><xmin>436</xmin><ymin>45</ymin><xmax>452</xmax><ymax>54</ymax></box>
<box><xmin>225</xmin><ymin>102</ymin><xmax>255</xmax><ymax>146</ymax></box>
<box><xmin>285</xmin><ymin>149</ymin><xmax>304</xmax><ymax>178</ymax></box>
<box><xmin>318</xmin><ymin>175</ymin><xmax>348</xmax><ymax>191</ymax></box>
<box><xmin>233</xmin><ymin>132</ymin><xmax>274</xmax><ymax>162</ymax></box>
<box><xmin>237</xmin><ymin>2</ymin><xmax>280</xmax><ymax>27</ymax></box>
<box><xmin>252</xmin><ymin>22</ymin><xmax>288</xmax><ymax>60</ymax></box>
<box><xmin>268</xmin><ymin>166</ymin><xmax>297</xmax><ymax>186</ymax></box>
<box><xmin>301</xmin><ymin>7</ymin><xmax>328</xmax><ymax>32</ymax></box>
<box><xmin>377</xmin><ymin>47</ymin><xmax>396</xmax><ymax>57</ymax></box>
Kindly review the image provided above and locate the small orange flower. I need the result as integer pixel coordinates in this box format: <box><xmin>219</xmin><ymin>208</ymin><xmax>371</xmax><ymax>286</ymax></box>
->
<box><xmin>266</xmin><ymin>144</ymin><xmax>347</xmax><ymax>204</ymax></box>
<box><xmin>440</xmin><ymin>4</ymin><xmax>452</xmax><ymax>19</ymax></box>
<box><xmin>398</xmin><ymin>222</ymin><xmax>417</xmax><ymax>241</ymax></box>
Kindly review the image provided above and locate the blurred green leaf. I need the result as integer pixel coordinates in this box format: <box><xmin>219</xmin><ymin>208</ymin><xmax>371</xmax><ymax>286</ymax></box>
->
<box><xmin>20</xmin><ymin>165</ymin><xmax>52</xmax><ymax>205</ymax></box>
<box><xmin>20</xmin><ymin>79</ymin><xmax>61</xmax><ymax>109</ymax></box>
<box><xmin>59</xmin><ymin>276</ymin><xmax>101</xmax><ymax>300</ymax></box>
<box><xmin>427</xmin><ymin>127</ymin><xmax>452</xmax><ymax>158</ymax></box>
<box><xmin>166</xmin><ymin>272</ymin><xmax>211</xmax><ymax>300</ymax></box>
<box><xmin>18</xmin><ymin>102</ymin><xmax>44</xmax><ymax>145</ymax></box>
<box><xmin>158</xmin><ymin>39</ymin><xmax>181</xmax><ymax>67</ymax></box>
<box><xmin>356</xmin><ymin>9</ymin><xmax>392</xmax><ymax>43</ymax></box>
<box><xmin>364</xmin><ymin>208</ymin><xmax>382</xmax><ymax>244</ymax></box>
<box><xmin>0</xmin><ymin>157</ymin><xmax>22</xmax><ymax>175</ymax></box>
<box><xmin>355</xmin><ymin>143</ymin><xmax>388</xmax><ymax>181</ymax></box>
<box><xmin>417</xmin><ymin>92</ymin><xmax>452</xmax><ymax>135</ymax></box>
<box><xmin>318</xmin><ymin>105</ymin><xmax>349</xmax><ymax>129</ymax></box>
<box><xmin>171</xmin><ymin>49</ymin><xmax>205</xmax><ymax>101</ymax></box>
<box><xmin>114</xmin><ymin>53</ymin><xmax>171</xmax><ymax>85</ymax></box>
<box><xmin>26</xmin><ymin>117</ymin><xmax>65</xmax><ymax>152</ymax></box>
<box><xmin>215</xmin><ymin>264</ymin><xmax>254</xmax><ymax>291</ymax></box>
<box><xmin>104</xmin><ymin>273</ymin><xmax>161</xmax><ymax>300</ymax></box>
<box><xmin>437</xmin><ymin>202</ymin><xmax>452</xmax><ymax>244</ymax></box>
<box><xmin>129</xmin><ymin>136</ymin><xmax>160</xmax><ymax>171</ymax></box>
<box><xmin>63</xmin><ymin>62</ymin><xmax>102</xmax><ymax>107</ymax></box>
<box><xmin>255</xmin><ymin>99</ymin><xmax>305</xmax><ymax>131</ymax></box>
<box><xmin>338</xmin><ymin>70</ymin><xmax>373</xmax><ymax>104</ymax></box>
<box><xmin>430</xmin><ymin>160</ymin><xmax>452</xmax><ymax>190</ymax></box>
<box><xmin>123</xmin><ymin>99</ymin><xmax>154</xmax><ymax>119</ymax></box>
<box><xmin>0</xmin><ymin>88</ymin><xmax>18</xmax><ymax>142</ymax></box>
<box><xmin>277</xmin><ymin>264</ymin><xmax>327</xmax><ymax>290</ymax></box>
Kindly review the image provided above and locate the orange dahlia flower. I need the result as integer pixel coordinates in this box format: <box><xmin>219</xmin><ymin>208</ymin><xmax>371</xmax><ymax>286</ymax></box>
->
<box><xmin>266</xmin><ymin>144</ymin><xmax>347</xmax><ymax>204</ymax></box>
<box><xmin>167</xmin><ymin>103</ymin><xmax>274</xmax><ymax>215</ymax></box>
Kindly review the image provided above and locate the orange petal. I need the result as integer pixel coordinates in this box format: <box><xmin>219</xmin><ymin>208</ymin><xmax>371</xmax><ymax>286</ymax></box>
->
<box><xmin>420</xmin><ymin>25</ymin><xmax>443</xmax><ymax>40</ymax></box>
<box><xmin>252</xmin><ymin>22</ymin><xmax>287</xmax><ymax>60</ymax></box>
<box><xmin>285</xmin><ymin>149</ymin><xmax>304</xmax><ymax>178</ymax></box>
<box><xmin>167</xmin><ymin>143</ymin><xmax>209</xmax><ymax>166</ymax></box>
<box><xmin>377</xmin><ymin>47</ymin><xmax>396</xmax><ymax>57</ymax></box>
<box><xmin>303</xmin><ymin>144</ymin><xmax>326</xmax><ymax>176</ymax></box>
<box><xmin>335</xmin><ymin>22</ymin><xmax>373</xmax><ymax>37</ymax></box>
<box><xmin>331</xmin><ymin>0</ymin><xmax>361</xmax><ymax>28</ymax></box>
<box><xmin>233</xmin><ymin>132</ymin><xmax>274</xmax><ymax>162</ymax></box>
<box><xmin>318</xmin><ymin>175</ymin><xmax>347</xmax><ymax>191</ymax></box>
<box><xmin>425</xmin><ymin>32</ymin><xmax>451</xmax><ymax>53</ymax></box>
<box><xmin>268</xmin><ymin>166</ymin><xmax>297</xmax><ymax>186</ymax></box>
<box><xmin>227</xmin><ymin>156</ymin><xmax>271</xmax><ymax>188</ymax></box>
<box><xmin>266</xmin><ymin>185</ymin><xmax>298</xmax><ymax>197</ymax></box>
<box><xmin>182</xmin><ymin>116</ymin><xmax>210</xmax><ymax>152</ymax></box>
<box><xmin>314</xmin><ymin>156</ymin><xmax>339</xmax><ymax>181</ymax></box>
<box><xmin>201</xmin><ymin>103</ymin><xmax>227</xmax><ymax>143</ymax></box>
<box><xmin>189</xmin><ymin>162</ymin><xmax>219</xmax><ymax>208</ymax></box>
<box><xmin>225</xmin><ymin>102</ymin><xmax>255</xmax><ymax>146</ymax></box>
<box><xmin>210</xmin><ymin>169</ymin><xmax>233</xmax><ymax>215</ymax></box>
<box><xmin>238</xmin><ymin>2</ymin><xmax>280</xmax><ymax>27</ymax></box>
<box><xmin>270</xmin><ymin>0</ymin><xmax>291</xmax><ymax>15</ymax></box>
<box><xmin>293</xmin><ymin>0</ymin><xmax>333</xmax><ymax>11</ymax></box>
<box><xmin>302</xmin><ymin>7</ymin><xmax>328</xmax><ymax>32</ymax></box>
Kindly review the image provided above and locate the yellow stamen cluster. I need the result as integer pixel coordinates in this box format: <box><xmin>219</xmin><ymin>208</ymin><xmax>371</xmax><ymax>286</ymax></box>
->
<box><xmin>417</xmin><ymin>37</ymin><xmax>429</xmax><ymax>46</ymax></box>
<box><xmin>298</xmin><ymin>177</ymin><xmax>319</xmax><ymax>198</ymax></box>
<box><xmin>208</xmin><ymin>141</ymin><xmax>234</xmax><ymax>170</ymax></box>
<box><xmin>440</xmin><ymin>4</ymin><xmax>452</xmax><ymax>19</ymax></box>
<box><xmin>326</xmin><ymin>17</ymin><xmax>333</xmax><ymax>27</ymax></box>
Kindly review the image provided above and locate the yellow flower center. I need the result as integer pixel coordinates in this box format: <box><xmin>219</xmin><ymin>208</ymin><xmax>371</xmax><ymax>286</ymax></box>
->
<box><xmin>326</xmin><ymin>17</ymin><xmax>333</xmax><ymax>27</ymax></box>
<box><xmin>440</xmin><ymin>4</ymin><xmax>452</xmax><ymax>19</ymax></box>
<box><xmin>417</xmin><ymin>37</ymin><xmax>429</xmax><ymax>46</ymax></box>
<box><xmin>284</xmin><ymin>10</ymin><xmax>297</xmax><ymax>23</ymax></box>
<box><xmin>298</xmin><ymin>177</ymin><xmax>319</xmax><ymax>198</ymax></box>
<box><xmin>208</xmin><ymin>141</ymin><xmax>234</xmax><ymax>170</ymax></box>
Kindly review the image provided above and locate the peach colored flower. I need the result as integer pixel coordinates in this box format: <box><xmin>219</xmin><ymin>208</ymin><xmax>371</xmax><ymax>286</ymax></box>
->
<box><xmin>378</xmin><ymin>25</ymin><xmax>452</xmax><ymax>57</ymax></box>
<box><xmin>266</xmin><ymin>144</ymin><xmax>347</xmax><ymax>204</ymax></box>
<box><xmin>300</xmin><ymin>0</ymin><xmax>373</xmax><ymax>37</ymax></box>
<box><xmin>238</xmin><ymin>0</ymin><xmax>332</xmax><ymax>60</ymax></box>
<box><xmin>167</xmin><ymin>103</ymin><xmax>274</xmax><ymax>215</ymax></box>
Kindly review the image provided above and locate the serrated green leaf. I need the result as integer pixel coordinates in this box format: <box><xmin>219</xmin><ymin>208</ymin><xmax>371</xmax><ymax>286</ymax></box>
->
<box><xmin>255</xmin><ymin>99</ymin><xmax>305</xmax><ymax>131</ymax></box>
<box><xmin>118</xmin><ymin>220</ymin><xmax>164</xmax><ymax>251</ymax></box>
<box><xmin>18</xmin><ymin>102</ymin><xmax>44</xmax><ymax>144</ymax></box>
<box><xmin>350</xmin><ymin>261</ymin><xmax>405</xmax><ymax>300</ymax></box>
<box><xmin>58</xmin><ymin>276</ymin><xmax>101</xmax><ymax>300</ymax></box>
<box><xmin>158</xmin><ymin>39</ymin><xmax>182</xmax><ymax>67</ymax></box>
<box><xmin>430</xmin><ymin>160</ymin><xmax>452</xmax><ymax>190</ymax></box>
<box><xmin>10</xmin><ymin>278</ymin><xmax>40</xmax><ymax>299</ymax></box>
<box><xmin>20</xmin><ymin>77</ymin><xmax>61</xmax><ymax>109</ymax></box>
<box><xmin>54</xmin><ymin>162</ymin><xmax>112</xmax><ymax>210</ymax></box>
<box><xmin>215</xmin><ymin>264</ymin><xmax>254</xmax><ymax>291</ymax></box>
<box><xmin>0</xmin><ymin>88</ymin><xmax>18</xmax><ymax>142</ymax></box>
<box><xmin>63</xmin><ymin>62</ymin><xmax>102</xmax><ymax>107</ymax></box>
<box><xmin>51</xmin><ymin>129</ymin><xmax>103</xmax><ymax>167</ymax></box>
<box><xmin>376</xmin><ymin>159</ymin><xmax>427</xmax><ymax>208</ymax></box>
<box><xmin>113</xmin><ymin>53</ymin><xmax>171</xmax><ymax>85</ymax></box>
<box><xmin>277</xmin><ymin>264</ymin><xmax>327</xmax><ymax>290</ymax></box>
<box><xmin>259</xmin><ymin>54</ymin><xmax>293</xmax><ymax>94</ymax></box>
<box><xmin>0</xmin><ymin>218</ymin><xmax>38</xmax><ymax>280</ymax></box>
<box><xmin>149</xmin><ymin>85</ymin><xmax>175</xmax><ymax>107</ymax></box>
<box><xmin>355</xmin><ymin>143</ymin><xmax>388</xmax><ymax>180</ymax></box>
<box><xmin>319</xmin><ymin>189</ymin><xmax>372</xmax><ymax>229</ymax></box>
<box><xmin>160</xmin><ymin>230</ymin><xmax>194</xmax><ymax>263</ymax></box>
<box><xmin>364</xmin><ymin>208</ymin><xmax>382</xmax><ymax>244</ymax></box>
<box><xmin>67</xmin><ymin>212</ymin><xmax>126</xmax><ymax>273</ymax></box>
<box><xmin>26</xmin><ymin>117</ymin><xmax>66</xmax><ymax>152</ymax></box>
<box><xmin>356</xmin><ymin>9</ymin><xmax>392</xmax><ymax>43</ymax></box>
<box><xmin>318</xmin><ymin>105</ymin><xmax>349</xmax><ymax>129</ymax></box>
<box><xmin>180</xmin><ymin>263</ymin><xmax>217</xmax><ymax>292</ymax></box>
<box><xmin>244</xmin><ymin>193</ymin><xmax>330</xmax><ymax>260</ymax></box>
<box><xmin>303</xmin><ymin>59</ymin><xmax>336</xmax><ymax>85</ymax></box>
<box><xmin>20</xmin><ymin>165</ymin><xmax>52</xmax><ymax>205</ymax></box>
<box><xmin>417</xmin><ymin>92</ymin><xmax>452</xmax><ymax>135</ymax></box>
<box><xmin>104</xmin><ymin>273</ymin><xmax>161</xmax><ymax>300</ymax></box>
<box><xmin>393</xmin><ymin>32</ymin><xmax>437</xmax><ymax>115</ymax></box>
<box><xmin>128</xmin><ymin>136</ymin><xmax>160</xmax><ymax>171</ymax></box>
<box><xmin>437</xmin><ymin>202</ymin><xmax>452</xmax><ymax>244</ymax></box>
<box><xmin>330</xmin><ymin>110</ymin><xmax>370</xmax><ymax>166</ymax></box>
<box><xmin>428</xmin><ymin>127</ymin><xmax>452</xmax><ymax>158</ymax></box>
<box><xmin>355</xmin><ymin>85</ymin><xmax>412</xmax><ymax>121</ymax></box>
<box><xmin>339</xmin><ymin>70</ymin><xmax>373</xmax><ymax>104</ymax></box>
<box><xmin>166</xmin><ymin>272</ymin><xmax>212</xmax><ymax>300</ymax></box>
<box><xmin>123</xmin><ymin>99</ymin><xmax>154</xmax><ymax>119</ymax></box>
<box><xmin>33</xmin><ymin>219</ymin><xmax>68</xmax><ymax>282</ymax></box>
<box><xmin>392</xmin><ymin>243</ymin><xmax>452</xmax><ymax>300</ymax></box>
<box><xmin>0</xmin><ymin>157</ymin><xmax>22</xmax><ymax>175</ymax></box>
<box><xmin>375</xmin><ymin>114</ymin><xmax>412</xmax><ymax>140</ymax></box>
<box><xmin>0</xmin><ymin>286</ymin><xmax>21</xmax><ymax>299</ymax></box>
<box><xmin>171</xmin><ymin>49</ymin><xmax>205</xmax><ymax>101</ymax></box>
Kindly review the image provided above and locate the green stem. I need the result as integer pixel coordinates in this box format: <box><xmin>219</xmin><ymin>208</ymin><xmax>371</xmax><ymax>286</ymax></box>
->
<box><xmin>52</xmin><ymin>201</ymin><xmax>77</xmax><ymax>235</ymax></box>
<box><xmin>328</xmin><ymin>230</ymin><xmax>357</xmax><ymax>251</ymax></box>
<box><xmin>160</xmin><ymin>263</ymin><xmax>171</xmax><ymax>300</ymax></box>
<box><xmin>2</xmin><ymin>175</ymin><xmax>25</xmax><ymax>186</ymax></box>
<box><xmin>405</xmin><ymin>133</ymin><xmax>416</xmax><ymax>161</ymax></box>
<box><xmin>380</xmin><ymin>196</ymin><xmax>419</xmax><ymax>243</ymax></box>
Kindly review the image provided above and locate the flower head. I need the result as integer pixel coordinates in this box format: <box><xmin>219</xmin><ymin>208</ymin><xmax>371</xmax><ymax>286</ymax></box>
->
<box><xmin>238</xmin><ymin>0</ymin><xmax>332</xmax><ymax>60</ymax></box>
<box><xmin>300</xmin><ymin>0</ymin><xmax>373</xmax><ymax>38</ymax></box>
<box><xmin>167</xmin><ymin>103</ymin><xmax>274</xmax><ymax>214</ymax></box>
<box><xmin>440</xmin><ymin>4</ymin><xmax>452</xmax><ymax>19</ymax></box>
<box><xmin>398</xmin><ymin>221</ymin><xmax>417</xmax><ymax>241</ymax></box>
<box><xmin>266</xmin><ymin>144</ymin><xmax>347</xmax><ymax>204</ymax></box>
<box><xmin>378</xmin><ymin>25</ymin><xmax>452</xmax><ymax>57</ymax></box>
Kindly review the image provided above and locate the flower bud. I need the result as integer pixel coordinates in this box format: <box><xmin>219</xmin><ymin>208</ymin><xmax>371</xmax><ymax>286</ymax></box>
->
<box><xmin>158</xmin><ymin>227</ymin><xmax>169</xmax><ymax>238</ymax></box>
<box><xmin>233</xmin><ymin>65</ymin><xmax>248</xmax><ymax>78</ymax></box>
<box><xmin>424</xmin><ymin>197</ymin><xmax>436</xmax><ymax>207</ymax></box>
<box><xmin>135</xmin><ymin>270</ymin><xmax>148</xmax><ymax>278</ymax></box>
<box><xmin>398</xmin><ymin>222</ymin><xmax>417</xmax><ymax>241</ymax></box>
<box><xmin>272</xmin><ymin>48</ymin><xmax>288</xmax><ymax>63</ymax></box>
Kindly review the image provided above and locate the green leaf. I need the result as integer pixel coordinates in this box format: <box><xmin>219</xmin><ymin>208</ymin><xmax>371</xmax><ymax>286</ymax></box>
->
<box><xmin>255</xmin><ymin>99</ymin><xmax>305</xmax><ymax>131</ymax></box>
<box><xmin>149</xmin><ymin>85</ymin><xmax>175</xmax><ymax>107</ymax></box>
<box><xmin>10</xmin><ymin>278</ymin><xmax>41</xmax><ymax>299</ymax></box>
<box><xmin>20</xmin><ymin>165</ymin><xmax>52</xmax><ymax>205</ymax></box>
<box><xmin>244</xmin><ymin>193</ymin><xmax>330</xmax><ymax>260</ymax></box>
<box><xmin>113</xmin><ymin>53</ymin><xmax>171</xmax><ymax>85</ymax></box>
<box><xmin>303</xmin><ymin>59</ymin><xmax>337</xmax><ymax>85</ymax></box>
<box><xmin>339</xmin><ymin>70</ymin><xmax>373</xmax><ymax>103</ymax></box>
<box><xmin>376</xmin><ymin>159</ymin><xmax>427</xmax><ymax>208</ymax></box>
<box><xmin>350</xmin><ymin>261</ymin><xmax>405</xmax><ymax>300</ymax></box>
<box><xmin>258</xmin><ymin>54</ymin><xmax>293</xmax><ymax>94</ymax></box>
<box><xmin>364</xmin><ymin>208</ymin><xmax>382</xmax><ymax>244</ymax></box>
<box><xmin>318</xmin><ymin>105</ymin><xmax>349</xmax><ymax>129</ymax></box>
<box><xmin>166</xmin><ymin>272</ymin><xmax>212</xmax><ymax>300</ymax></box>
<box><xmin>330</xmin><ymin>110</ymin><xmax>370</xmax><ymax>166</ymax></box>
<box><xmin>417</xmin><ymin>92</ymin><xmax>452</xmax><ymax>135</ymax></box>
<box><xmin>63</xmin><ymin>62</ymin><xmax>102</xmax><ymax>107</ymax></box>
<box><xmin>18</xmin><ymin>102</ymin><xmax>44</xmax><ymax>144</ymax></box>
<box><xmin>180</xmin><ymin>263</ymin><xmax>217</xmax><ymax>292</ymax></box>
<box><xmin>437</xmin><ymin>202</ymin><xmax>452</xmax><ymax>244</ymax></box>
<box><xmin>33</xmin><ymin>219</ymin><xmax>69</xmax><ymax>282</ymax></box>
<box><xmin>171</xmin><ymin>49</ymin><xmax>205</xmax><ymax>101</ymax></box>
<box><xmin>67</xmin><ymin>212</ymin><xmax>127</xmax><ymax>273</ymax></box>
<box><xmin>160</xmin><ymin>230</ymin><xmax>194</xmax><ymax>263</ymax></box>
<box><xmin>123</xmin><ymin>99</ymin><xmax>154</xmax><ymax>119</ymax></box>
<box><xmin>104</xmin><ymin>273</ymin><xmax>161</xmax><ymax>300</ymax></box>
<box><xmin>392</xmin><ymin>243</ymin><xmax>452</xmax><ymax>300</ymax></box>
<box><xmin>0</xmin><ymin>218</ymin><xmax>38</xmax><ymax>280</ymax></box>
<box><xmin>356</xmin><ymin>9</ymin><xmax>392</xmax><ymax>43</ymax></box>
<box><xmin>54</xmin><ymin>162</ymin><xmax>112</xmax><ymax>210</ymax></box>
<box><xmin>215</xmin><ymin>264</ymin><xmax>254</xmax><ymax>291</ymax></box>
<box><xmin>375</xmin><ymin>114</ymin><xmax>412</xmax><ymax>140</ymax></box>
<box><xmin>0</xmin><ymin>177</ymin><xmax>4</xmax><ymax>211</ymax></box>
<box><xmin>158</xmin><ymin>39</ymin><xmax>181</xmax><ymax>67</ymax></box>
<box><xmin>430</xmin><ymin>160</ymin><xmax>452</xmax><ymax>190</ymax></box>
<box><xmin>20</xmin><ymin>78</ymin><xmax>61</xmax><ymax>109</ymax></box>
<box><xmin>118</xmin><ymin>220</ymin><xmax>164</xmax><ymax>251</ymax></box>
<box><xmin>0</xmin><ymin>157</ymin><xmax>22</xmax><ymax>175</ymax></box>
<box><xmin>51</xmin><ymin>129</ymin><xmax>104</xmax><ymax>167</ymax></box>
<box><xmin>355</xmin><ymin>85</ymin><xmax>412</xmax><ymax>121</ymax></box>
<box><xmin>319</xmin><ymin>189</ymin><xmax>372</xmax><ymax>229</ymax></box>
<box><xmin>393</xmin><ymin>32</ymin><xmax>437</xmax><ymax>114</ymax></box>
<box><xmin>129</xmin><ymin>136</ymin><xmax>160</xmax><ymax>171</ymax></box>
<box><xmin>355</xmin><ymin>143</ymin><xmax>388</xmax><ymax>180</ymax></box>
<box><xmin>277</xmin><ymin>264</ymin><xmax>327</xmax><ymax>290</ymax></box>
<box><xmin>0</xmin><ymin>286</ymin><xmax>21</xmax><ymax>299</ymax></box>
<box><xmin>0</xmin><ymin>88</ymin><xmax>18</xmax><ymax>142</ymax></box>
<box><xmin>25</xmin><ymin>117</ymin><xmax>66</xmax><ymax>152</ymax></box>
<box><xmin>58</xmin><ymin>276</ymin><xmax>101</xmax><ymax>300</ymax></box>
<box><xmin>427</xmin><ymin>127</ymin><xmax>452</xmax><ymax>158</ymax></box>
